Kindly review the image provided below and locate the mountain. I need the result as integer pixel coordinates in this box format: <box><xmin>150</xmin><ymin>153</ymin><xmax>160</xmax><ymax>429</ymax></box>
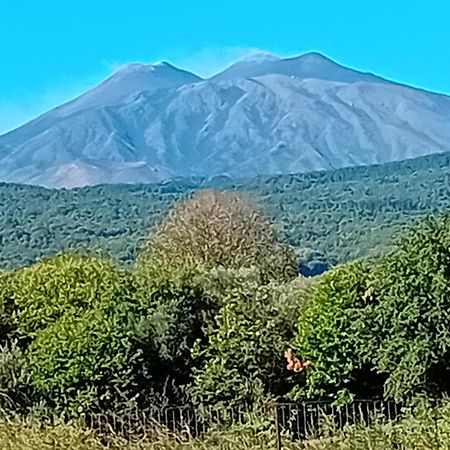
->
<box><xmin>1</xmin><ymin>52</ymin><xmax>450</xmax><ymax>188</ymax></box>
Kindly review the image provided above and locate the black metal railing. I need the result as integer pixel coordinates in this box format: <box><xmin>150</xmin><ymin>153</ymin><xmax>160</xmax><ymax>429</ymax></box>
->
<box><xmin>83</xmin><ymin>399</ymin><xmax>402</xmax><ymax>444</ymax></box>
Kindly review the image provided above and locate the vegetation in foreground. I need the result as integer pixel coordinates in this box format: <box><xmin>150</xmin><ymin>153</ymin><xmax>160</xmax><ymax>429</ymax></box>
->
<box><xmin>1</xmin><ymin>187</ymin><xmax>450</xmax><ymax>447</ymax></box>
<box><xmin>2</xmin><ymin>400</ymin><xmax>450</xmax><ymax>449</ymax></box>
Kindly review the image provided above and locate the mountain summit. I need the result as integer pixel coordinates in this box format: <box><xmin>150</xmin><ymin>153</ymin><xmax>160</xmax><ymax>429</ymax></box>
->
<box><xmin>1</xmin><ymin>52</ymin><xmax>450</xmax><ymax>188</ymax></box>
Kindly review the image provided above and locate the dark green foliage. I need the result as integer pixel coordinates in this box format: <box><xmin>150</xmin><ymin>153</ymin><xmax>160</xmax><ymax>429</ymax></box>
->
<box><xmin>3</xmin><ymin>151</ymin><xmax>450</xmax><ymax>270</ymax></box>
<box><xmin>131</xmin><ymin>267</ymin><xmax>217</xmax><ymax>405</ymax></box>
<box><xmin>0</xmin><ymin>271</ymin><xmax>16</xmax><ymax>342</ymax></box>
<box><xmin>190</xmin><ymin>268</ymin><xmax>309</xmax><ymax>408</ymax></box>
<box><xmin>292</xmin><ymin>215</ymin><xmax>450</xmax><ymax>402</ymax></box>
<box><xmin>371</xmin><ymin>216</ymin><xmax>450</xmax><ymax>400</ymax></box>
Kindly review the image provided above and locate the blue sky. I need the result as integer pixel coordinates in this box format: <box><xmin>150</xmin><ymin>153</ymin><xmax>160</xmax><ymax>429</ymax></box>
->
<box><xmin>0</xmin><ymin>0</ymin><xmax>449</xmax><ymax>134</ymax></box>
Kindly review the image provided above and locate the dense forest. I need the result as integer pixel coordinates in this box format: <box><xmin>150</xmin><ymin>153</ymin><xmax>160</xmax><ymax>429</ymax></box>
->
<box><xmin>2</xmin><ymin>150</ymin><xmax>450</xmax><ymax>270</ymax></box>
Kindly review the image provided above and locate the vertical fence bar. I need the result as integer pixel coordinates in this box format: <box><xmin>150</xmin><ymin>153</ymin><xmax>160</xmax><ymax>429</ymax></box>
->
<box><xmin>275</xmin><ymin>404</ymin><xmax>283</xmax><ymax>450</ymax></box>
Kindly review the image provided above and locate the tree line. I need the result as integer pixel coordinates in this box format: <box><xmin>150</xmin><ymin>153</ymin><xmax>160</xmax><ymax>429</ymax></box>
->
<box><xmin>0</xmin><ymin>189</ymin><xmax>450</xmax><ymax>420</ymax></box>
<box><xmin>3</xmin><ymin>150</ymin><xmax>450</xmax><ymax>271</ymax></box>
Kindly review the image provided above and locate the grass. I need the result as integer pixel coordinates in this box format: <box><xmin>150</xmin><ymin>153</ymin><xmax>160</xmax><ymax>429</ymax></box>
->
<box><xmin>2</xmin><ymin>401</ymin><xmax>450</xmax><ymax>449</ymax></box>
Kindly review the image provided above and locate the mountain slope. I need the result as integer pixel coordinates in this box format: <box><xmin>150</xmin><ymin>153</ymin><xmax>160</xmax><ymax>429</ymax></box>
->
<box><xmin>1</xmin><ymin>52</ymin><xmax>450</xmax><ymax>188</ymax></box>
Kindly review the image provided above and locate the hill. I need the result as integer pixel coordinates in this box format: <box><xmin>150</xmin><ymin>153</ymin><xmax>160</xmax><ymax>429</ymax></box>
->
<box><xmin>2</xmin><ymin>151</ymin><xmax>450</xmax><ymax>269</ymax></box>
<box><xmin>1</xmin><ymin>52</ymin><xmax>450</xmax><ymax>188</ymax></box>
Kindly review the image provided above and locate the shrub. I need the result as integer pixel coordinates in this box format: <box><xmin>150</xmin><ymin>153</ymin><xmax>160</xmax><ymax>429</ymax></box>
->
<box><xmin>26</xmin><ymin>306</ymin><xmax>138</xmax><ymax>414</ymax></box>
<box><xmin>291</xmin><ymin>262</ymin><xmax>381</xmax><ymax>402</ymax></box>
<box><xmin>190</xmin><ymin>268</ymin><xmax>309</xmax><ymax>408</ymax></box>
<box><xmin>131</xmin><ymin>267</ymin><xmax>217</xmax><ymax>405</ymax></box>
<box><xmin>0</xmin><ymin>341</ymin><xmax>35</xmax><ymax>415</ymax></box>
<box><xmin>0</xmin><ymin>270</ymin><xmax>16</xmax><ymax>342</ymax></box>
<box><xmin>371</xmin><ymin>216</ymin><xmax>450</xmax><ymax>400</ymax></box>
<box><xmin>13</xmin><ymin>253</ymin><xmax>132</xmax><ymax>338</ymax></box>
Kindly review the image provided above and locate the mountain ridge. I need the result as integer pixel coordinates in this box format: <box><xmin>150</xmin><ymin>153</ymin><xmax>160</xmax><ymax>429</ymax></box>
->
<box><xmin>1</xmin><ymin>51</ymin><xmax>450</xmax><ymax>188</ymax></box>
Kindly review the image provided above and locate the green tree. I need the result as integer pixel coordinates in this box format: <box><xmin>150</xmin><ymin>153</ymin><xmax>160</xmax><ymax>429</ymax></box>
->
<box><xmin>190</xmin><ymin>267</ymin><xmax>309</xmax><ymax>408</ymax></box>
<box><xmin>291</xmin><ymin>262</ymin><xmax>381</xmax><ymax>402</ymax></box>
<box><xmin>13</xmin><ymin>253</ymin><xmax>133</xmax><ymax>338</ymax></box>
<box><xmin>371</xmin><ymin>216</ymin><xmax>450</xmax><ymax>400</ymax></box>
<box><xmin>13</xmin><ymin>253</ymin><xmax>140</xmax><ymax>412</ymax></box>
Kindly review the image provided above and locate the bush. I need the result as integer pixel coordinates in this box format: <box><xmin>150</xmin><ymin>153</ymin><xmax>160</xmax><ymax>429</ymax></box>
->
<box><xmin>138</xmin><ymin>190</ymin><xmax>297</xmax><ymax>281</ymax></box>
<box><xmin>26</xmin><ymin>307</ymin><xmax>138</xmax><ymax>414</ymax></box>
<box><xmin>371</xmin><ymin>216</ymin><xmax>450</xmax><ymax>400</ymax></box>
<box><xmin>0</xmin><ymin>270</ymin><xmax>16</xmax><ymax>342</ymax></box>
<box><xmin>291</xmin><ymin>263</ymin><xmax>382</xmax><ymax>402</ymax></box>
<box><xmin>131</xmin><ymin>267</ymin><xmax>217</xmax><ymax>405</ymax></box>
<box><xmin>13</xmin><ymin>253</ymin><xmax>132</xmax><ymax>338</ymax></box>
<box><xmin>292</xmin><ymin>215</ymin><xmax>450</xmax><ymax>403</ymax></box>
<box><xmin>190</xmin><ymin>268</ymin><xmax>309</xmax><ymax>408</ymax></box>
<box><xmin>10</xmin><ymin>253</ymin><xmax>139</xmax><ymax>412</ymax></box>
<box><xmin>0</xmin><ymin>342</ymin><xmax>35</xmax><ymax>415</ymax></box>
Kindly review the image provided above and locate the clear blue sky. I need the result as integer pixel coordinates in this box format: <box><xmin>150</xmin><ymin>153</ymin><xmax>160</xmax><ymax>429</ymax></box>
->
<box><xmin>0</xmin><ymin>0</ymin><xmax>449</xmax><ymax>134</ymax></box>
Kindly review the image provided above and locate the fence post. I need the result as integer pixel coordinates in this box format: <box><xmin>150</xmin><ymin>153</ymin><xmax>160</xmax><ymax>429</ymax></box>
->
<box><xmin>275</xmin><ymin>404</ymin><xmax>282</xmax><ymax>450</ymax></box>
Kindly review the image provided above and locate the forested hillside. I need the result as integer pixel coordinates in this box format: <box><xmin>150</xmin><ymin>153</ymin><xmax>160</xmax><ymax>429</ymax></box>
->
<box><xmin>2</xmin><ymin>150</ymin><xmax>450</xmax><ymax>269</ymax></box>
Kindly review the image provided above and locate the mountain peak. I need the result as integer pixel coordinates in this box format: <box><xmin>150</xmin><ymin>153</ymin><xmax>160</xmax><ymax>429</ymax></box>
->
<box><xmin>211</xmin><ymin>51</ymin><xmax>388</xmax><ymax>84</ymax></box>
<box><xmin>2</xmin><ymin>51</ymin><xmax>449</xmax><ymax>189</ymax></box>
<box><xmin>114</xmin><ymin>61</ymin><xmax>186</xmax><ymax>76</ymax></box>
<box><xmin>53</xmin><ymin>61</ymin><xmax>202</xmax><ymax>116</ymax></box>
<box><xmin>240</xmin><ymin>51</ymin><xmax>280</xmax><ymax>63</ymax></box>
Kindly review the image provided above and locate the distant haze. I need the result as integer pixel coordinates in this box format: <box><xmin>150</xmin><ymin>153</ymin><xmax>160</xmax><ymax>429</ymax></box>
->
<box><xmin>1</xmin><ymin>52</ymin><xmax>450</xmax><ymax>188</ymax></box>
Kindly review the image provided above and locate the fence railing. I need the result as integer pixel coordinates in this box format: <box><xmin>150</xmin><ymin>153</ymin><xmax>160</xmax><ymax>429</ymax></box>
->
<box><xmin>83</xmin><ymin>399</ymin><xmax>402</xmax><ymax>443</ymax></box>
<box><xmin>277</xmin><ymin>399</ymin><xmax>401</xmax><ymax>439</ymax></box>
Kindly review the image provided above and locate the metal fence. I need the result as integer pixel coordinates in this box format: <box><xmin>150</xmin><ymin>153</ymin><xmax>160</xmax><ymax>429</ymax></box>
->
<box><xmin>276</xmin><ymin>399</ymin><xmax>401</xmax><ymax>439</ymax></box>
<box><xmin>84</xmin><ymin>399</ymin><xmax>402</xmax><ymax>444</ymax></box>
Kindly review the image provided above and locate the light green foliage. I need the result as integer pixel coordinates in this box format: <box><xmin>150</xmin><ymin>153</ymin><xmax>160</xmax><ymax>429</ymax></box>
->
<box><xmin>4</xmin><ymin>400</ymin><xmax>450</xmax><ymax>449</ymax></box>
<box><xmin>292</xmin><ymin>263</ymin><xmax>376</xmax><ymax>402</ymax></box>
<box><xmin>371</xmin><ymin>216</ymin><xmax>450</xmax><ymax>400</ymax></box>
<box><xmin>190</xmin><ymin>267</ymin><xmax>309</xmax><ymax>407</ymax></box>
<box><xmin>12</xmin><ymin>253</ymin><xmax>138</xmax><ymax>412</ymax></box>
<box><xmin>139</xmin><ymin>190</ymin><xmax>297</xmax><ymax>281</ymax></box>
<box><xmin>0</xmin><ymin>342</ymin><xmax>34</xmax><ymax>415</ymax></box>
<box><xmin>307</xmin><ymin>399</ymin><xmax>450</xmax><ymax>450</ymax></box>
<box><xmin>13</xmin><ymin>253</ymin><xmax>133</xmax><ymax>337</ymax></box>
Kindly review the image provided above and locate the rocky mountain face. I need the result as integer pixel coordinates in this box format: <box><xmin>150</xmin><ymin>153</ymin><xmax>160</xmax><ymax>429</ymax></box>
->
<box><xmin>1</xmin><ymin>52</ymin><xmax>450</xmax><ymax>188</ymax></box>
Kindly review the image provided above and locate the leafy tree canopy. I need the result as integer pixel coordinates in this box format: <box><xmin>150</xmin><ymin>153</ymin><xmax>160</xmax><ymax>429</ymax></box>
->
<box><xmin>139</xmin><ymin>190</ymin><xmax>297</xmax><ymax>281</ymax></box>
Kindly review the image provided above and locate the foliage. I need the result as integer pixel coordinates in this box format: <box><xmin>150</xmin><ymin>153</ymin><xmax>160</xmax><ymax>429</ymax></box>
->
<box><xmin>292</xmin><ymin>216</ymin><xmax>450</xmax><ymax>402</ymax></box>
<box><xmin>0</xmin><ymin>342</ymin><xmax>35</xmax><ymax>415</ymax></box>
<box><xmin>4</xmin><ymin>400</ymin><xmax>450</xmax><ymax>449</ymax></box>
<box><xmin>26</xmin><ymin>307</ymin><xmax>138</xmax><ymax>414</ymax></box>
<box><xmin>138</xmin><ymin>190</ymin><xmax>297</xmax><ymax>281</ymax></box>
<box><xmin>190</xmin><ymin>267</ymin><xmax>309</xmax><ymax>408</ymax></box>
<box><xmin>131</xmin><ymin>267</ymin><xmax>217</xmax><ymax>406</ymax></box>
<box><xmin>370</xmin><ymin>216</ymin><xmax>450</xmax><ymax>400</ymax></box>
<box><xmin>292</xmin><ymin>263</ymin><xmax>379</xmax><ymax>402</ymax></box>
<box><xmin>0</xmin><ymin>271</ymin><xmax>15</xmax><ymax>342</ymax></box>
<box><xmin>13</xmin><ymin>253</ymin><xmax>134</xmax><ymax>338</ymax></box>
<box><xmin>10</xmin><ymin>254</ymin><xmax>138</xmax><ymax>412</ymax></box>
<box><xmin>306</xmin><ymin>398</ymin><xmax>450</xmax><ymax>450</ymax></box>
<box><xmin>4</xmin><ymin>150</ymin><xmax>450</xmax><ymax>271</ymax></box>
